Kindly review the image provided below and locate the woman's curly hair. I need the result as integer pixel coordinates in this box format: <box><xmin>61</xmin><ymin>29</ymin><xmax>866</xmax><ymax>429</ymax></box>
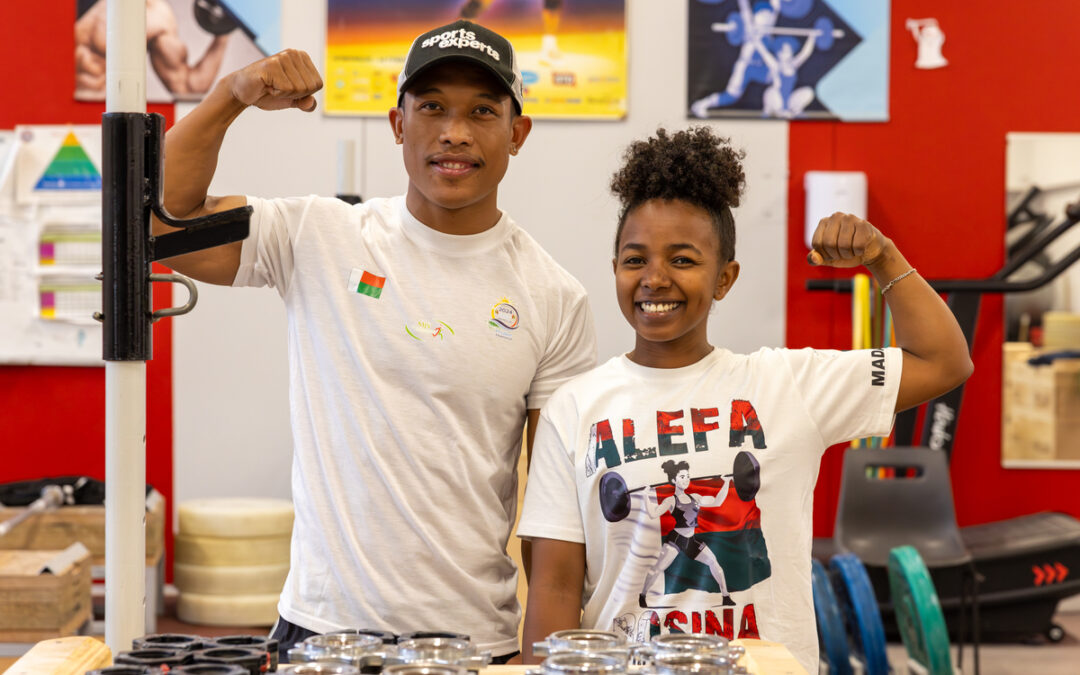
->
<box><xmin>662</xmin><ymin>459</ymin><xmax>691</xmax><ymax>483</ymax></box>
<box><xmin>611</xmin><ymin>126</ymin><xmax>746</xmax><ymax>262</ymax></box>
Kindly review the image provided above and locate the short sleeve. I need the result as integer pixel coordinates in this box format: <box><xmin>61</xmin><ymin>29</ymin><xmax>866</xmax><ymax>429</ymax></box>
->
<box><xmin>782</xmin><ymin>347</ymin><xmax>902</xmax><ymax>446</ymax></box>
<box><xmin>232</xmin><ymin>195</ymin><xmax>315</xmax><ymax>297</ymax></box>
<box><xmin>526</xmin><ymin>292</ymin><xmax>597</xmax><ymax>410</ymax></box>
<box><xmin>517</xmin><ymin>394</ymin><xmax>586</xmax><ymax>544</ymax></box>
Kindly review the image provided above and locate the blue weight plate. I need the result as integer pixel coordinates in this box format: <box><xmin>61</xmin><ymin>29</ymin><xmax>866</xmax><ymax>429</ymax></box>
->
<box><xmin>812</xmin><ymin>558</ymin><xmax>852</xmax><ymax>675</ymax></box>
<box><xmin>888</xmin><ymin>546</ymin><xmax>952</xmax><ymax>675</ymax></box>
<box><xmin>829</xmin><ymin>553</ymin><xmax>889</xmax><ymax>675</ymax></box>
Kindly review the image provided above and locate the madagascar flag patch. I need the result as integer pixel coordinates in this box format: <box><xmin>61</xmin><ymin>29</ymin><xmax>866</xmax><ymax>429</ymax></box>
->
<box><xmin>348</xmin><ymin>268</ymin><xmax>385</xmax><ymax>299</ymax></box>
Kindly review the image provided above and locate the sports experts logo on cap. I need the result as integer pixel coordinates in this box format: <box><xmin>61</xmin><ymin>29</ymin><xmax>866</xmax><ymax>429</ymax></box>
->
<box><xmin>397</xmin><ymin>20</ymin><xmax>524</xmax><ymax>113</ymax></box>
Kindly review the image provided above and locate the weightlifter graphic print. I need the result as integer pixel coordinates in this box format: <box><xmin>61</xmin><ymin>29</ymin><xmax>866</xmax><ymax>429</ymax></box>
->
<box><xmin>592</xmin><ymin>400</ymin><xmax>770</xmax><ymax>641</ymax></box>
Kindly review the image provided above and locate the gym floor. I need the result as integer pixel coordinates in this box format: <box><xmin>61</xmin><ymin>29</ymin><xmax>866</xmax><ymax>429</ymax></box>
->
<box><xmin>885</xmin><ymin>597</ymin><xmax>1080</xmax><ymax>675</ymax></box>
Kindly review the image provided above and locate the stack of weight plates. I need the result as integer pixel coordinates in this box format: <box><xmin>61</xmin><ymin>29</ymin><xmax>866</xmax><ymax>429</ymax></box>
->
<box><xmin>174</xmin><ymin>497</ymin><xmax>293</xmax><ymax>626</ymax></box>
<box><xmin>888</xmin><ymin>545</ymin><xmax>953</xmax><ymax>675</ymax></box>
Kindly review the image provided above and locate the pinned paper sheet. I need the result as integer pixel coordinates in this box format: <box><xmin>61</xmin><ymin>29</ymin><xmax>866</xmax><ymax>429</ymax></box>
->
<box><xmin>804</xmin><ymin>171</ymin><xmax>867</xmax><ymax>248</ymax></box>
<box><xmin>0</xmin><ymin>125</ymin><xmax>103</xmax><ymax>365</ymax></box>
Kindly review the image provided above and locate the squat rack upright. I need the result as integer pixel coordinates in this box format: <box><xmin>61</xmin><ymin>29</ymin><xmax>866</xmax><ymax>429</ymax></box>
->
<box><xmin>100</xmin><ymin>0</ymin><xmax>250</xmax><ymax>654</ymax></box>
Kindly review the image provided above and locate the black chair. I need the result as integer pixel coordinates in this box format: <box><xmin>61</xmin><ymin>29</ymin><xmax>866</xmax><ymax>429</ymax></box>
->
<box><xmin>831</xmin><ymin>446</ymin><xmax>980</xmax><ymax>674</ymax></box>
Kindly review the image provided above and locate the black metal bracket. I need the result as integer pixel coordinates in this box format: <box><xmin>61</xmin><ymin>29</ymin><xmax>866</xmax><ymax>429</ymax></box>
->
<box><xmin>101</xmin><ymin>112</ymin><xmax>252</xmax><ymax>362</ymax></box>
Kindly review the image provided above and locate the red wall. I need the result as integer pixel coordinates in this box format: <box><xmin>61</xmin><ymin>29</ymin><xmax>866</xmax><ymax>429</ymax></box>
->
<box><xmin>791</xmin><ymin>2</ymin><xmax>1080</xmax><ymax>535</ymax></box>
<box><xmin>0</xmin><ymin>5</ymin><xmax>177</xmax><ymax>575</ymax></box>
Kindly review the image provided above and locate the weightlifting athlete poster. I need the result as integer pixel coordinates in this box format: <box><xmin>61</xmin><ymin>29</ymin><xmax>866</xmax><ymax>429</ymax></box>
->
<box><xmin>74</xmin><ymin>0</ymin><xmax>281</xmax><ymax>103</ymax></box>
<box><xmin>688</xmin><ymin>0</ymin><xmax>889</xmax><ymax>120</ymax></box>
<box><xmin>325</xmin><ymin>0</ymin><xmax>627</xmax><ymax>119</ymax></box>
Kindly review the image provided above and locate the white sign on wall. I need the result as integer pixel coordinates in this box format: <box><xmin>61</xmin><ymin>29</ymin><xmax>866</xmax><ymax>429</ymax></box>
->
<box><xmin>0</xmin><ymin>126</ymin><xmax>103</xmax><ymax>366</ymax></box>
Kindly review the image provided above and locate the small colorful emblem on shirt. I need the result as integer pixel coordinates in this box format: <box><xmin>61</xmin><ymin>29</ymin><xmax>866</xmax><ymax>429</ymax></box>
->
<box><xmin>406</xmin><ymin>320</ymin><xmax>455</xmax><ymax>342</ymax></box>
<box><xmin>348</xmin><ymin>268</ymin><xmax>385</xmax><ymax>299</ymax></box>
<box><xmin>489</xmin><ymin>297</ymin><xmax>519</xmax><ymax>340</ymax></box>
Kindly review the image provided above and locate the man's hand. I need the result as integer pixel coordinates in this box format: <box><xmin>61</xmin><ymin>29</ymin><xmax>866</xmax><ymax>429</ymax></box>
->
<box><xmin>807</xmin><ymin>212</ymin><xmax>891</xmax><ymax>270</ymax></box>
<box><xmin>229</xmin><ymin>49</ymin><xmax>323</xmax><ymax>112</ymax></box>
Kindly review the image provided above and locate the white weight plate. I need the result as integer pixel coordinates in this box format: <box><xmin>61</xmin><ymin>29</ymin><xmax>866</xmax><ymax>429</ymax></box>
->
<box><xmin>177</xmin><ymin>591</ymin><xmax>279</xmax><ymax>627</ymax></box>
<box><xmin>178</xmin><ymin>498</ymin><xmax>294</xmax><ymax>538</ymax></box>
<box><xmin>174</xmin><ymin>561</ymin><xmax>290</xmax><ymax>595</ymax></box>
<box><xmin>174</xmin><ymin>533</ymin><xmax>290</xmax><ymax>566</ymax></box>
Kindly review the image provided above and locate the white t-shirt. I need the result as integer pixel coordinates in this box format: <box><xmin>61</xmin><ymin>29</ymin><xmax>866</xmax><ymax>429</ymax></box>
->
<box><xmin>517</xmin><ymin>346</ymin><xmax>901</xmax><ymax>673</ymax></box>
<box><xmin>234</xmin><ymin>194</ymin><xmax>597</xmax><ymax>655</ymax></box>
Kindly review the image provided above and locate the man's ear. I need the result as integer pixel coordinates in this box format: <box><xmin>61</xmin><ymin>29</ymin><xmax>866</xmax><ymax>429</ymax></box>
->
<box><xmin>388</xmin><ymin>107</ymin><xmax>404</xmax><ymax>144</ymax></box>
<box><xmin>510</xmin><ymin>114</ymin><xmax>533</xmax><ymax>155</ymax></box>
<box><xmin>714</xmin><ymin>260</ymin><xmax>740</xmax><ymax>301</ymax></box>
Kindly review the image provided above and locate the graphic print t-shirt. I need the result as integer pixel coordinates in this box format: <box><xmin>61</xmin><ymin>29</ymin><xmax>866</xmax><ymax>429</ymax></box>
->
<box><xmin>518</xmin><ymin>346</ymin><xmax>901</xmax><ymax>674</ymax></box>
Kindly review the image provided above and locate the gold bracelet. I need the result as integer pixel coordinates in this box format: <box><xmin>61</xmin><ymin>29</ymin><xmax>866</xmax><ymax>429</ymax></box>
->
<box><xmin>880</xmin><ymin>268</ymin><xmax>917</xmax><ymax>295</ymax></box>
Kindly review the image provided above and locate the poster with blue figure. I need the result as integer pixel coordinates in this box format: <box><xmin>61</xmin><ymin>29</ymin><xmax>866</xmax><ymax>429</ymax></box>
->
<box><xmin>688</xmin><ymin>0</ymin><xmax>889</xmax><ymax>121</ymax></box>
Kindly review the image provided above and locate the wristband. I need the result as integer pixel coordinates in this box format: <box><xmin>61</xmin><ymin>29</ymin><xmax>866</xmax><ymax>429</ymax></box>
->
<box><xmin>880</xmin><ymin>268</ymin><xmax>917</xmax><ymax>295</ymax></box>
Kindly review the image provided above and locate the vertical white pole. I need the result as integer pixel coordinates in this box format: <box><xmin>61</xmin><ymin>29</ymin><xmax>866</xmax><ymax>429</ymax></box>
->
<box><xmin>105</xmin><ymin>0</ymin><xmax>147</xmax><ymax>656</ymax></box>
<box><xmin>337</xmin><ymin>139</ymin><xmax>356</xmax><ymax>197</ymax></box>
<box><xmin>105</xmin><ymin>363</ymin><xmax>146</xmax><ymax>653</ymax></box>
<box><xmin>106</xmin><ymin>0</ymin><xmax>146</xmax><ymax>112</ymax></box>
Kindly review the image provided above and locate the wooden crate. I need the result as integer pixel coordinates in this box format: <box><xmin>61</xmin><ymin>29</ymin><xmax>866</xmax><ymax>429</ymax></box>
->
<box><xmin>1002</xmin><ymin>346</ymin><xmax>1080</xmax><ymax>461</ymax></box>
<box><xmin>0</xmin><ymin>490</ymin><xmax>164</xmax><ymax>567</ymax></box>
<box><xmin>0</xmin><ymin>545</ymin><xmax>92</xmax><ymax>643</ymax></box>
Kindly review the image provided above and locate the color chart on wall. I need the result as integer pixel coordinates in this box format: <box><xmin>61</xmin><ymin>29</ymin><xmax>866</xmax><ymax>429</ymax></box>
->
<box><xmin>38</xmin><ymin>281</ymin><xmax>101</xmax><ymax>323</ymax></box>
<box><xmin>1</xmin><ymin>125</ymin><xmax>103</xmax><ymax>365</ymax></box>
<box><xmin>34</xmin><ymin>131</ymin><xmax>101</xmax><ymax>191</ymax></box>
<box><xmin>15</xmin><ymin>125</ymin><xmax>103</xmax><ymax>205</ymax></box>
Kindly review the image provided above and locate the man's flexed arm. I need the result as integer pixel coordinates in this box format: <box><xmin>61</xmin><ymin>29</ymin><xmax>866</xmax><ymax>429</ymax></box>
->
<box><xmin>158</xmin><ymin>50</ymin><xmax>322</xmax><ymax>285</ymax></box>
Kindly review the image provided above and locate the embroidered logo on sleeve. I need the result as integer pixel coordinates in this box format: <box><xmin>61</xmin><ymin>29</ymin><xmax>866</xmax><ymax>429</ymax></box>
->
<box><xmin>349</xmin><ymin>268</ymin><xmax>385</xmax><ymax>299</ymax></box>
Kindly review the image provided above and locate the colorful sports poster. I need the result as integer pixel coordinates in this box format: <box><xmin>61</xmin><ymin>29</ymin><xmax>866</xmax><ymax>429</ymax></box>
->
<box><xmin>688</xmin><ymin>0</ymin><xmax>889</xmax><ymax>121</ymax></box>
<box><xmin>325</xmin><ymin>0</ymin><xmax>627</xmax><ymax>119</ymax></box>
<box><xmin>75</xmin><ymin>0</ymin><xmax>281</xmax><ymax>103</ymax></box>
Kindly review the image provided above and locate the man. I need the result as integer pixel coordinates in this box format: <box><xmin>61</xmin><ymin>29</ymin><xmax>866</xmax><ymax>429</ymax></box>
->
<box><xmin>75</xmin><ymin>0</ymin><xmax>231</xmax><ymax>100</ymax></box>
<box><xmin>157</xmin><ymin>20</ymin><xmax>596</xmax><ymax>662</ymax></box>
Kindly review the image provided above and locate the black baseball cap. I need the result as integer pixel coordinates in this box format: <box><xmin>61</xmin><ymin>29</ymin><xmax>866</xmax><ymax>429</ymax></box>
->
<box><xmin>397</xmin><ymin>19</ymin><xmax>524</xmax><ymax>113</ymax></box>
